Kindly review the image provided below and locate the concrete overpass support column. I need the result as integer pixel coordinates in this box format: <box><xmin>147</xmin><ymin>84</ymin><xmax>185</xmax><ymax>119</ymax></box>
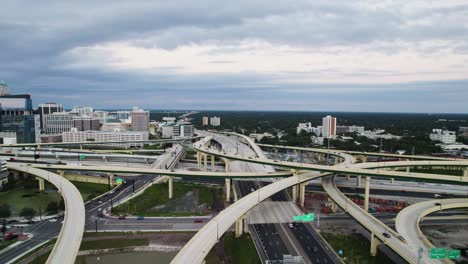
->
<box><xmin>406</xmin><ymin>167</ymin><xmax>410</xmax><ymax>173</ymax></box>
<box><xmin>356</xmin><ymin>175</ymin><xmax>361</xmax><ymax>187</ymax></box>
<box><xmin>362</xmin><ymin>156</ymin><xmax>368</xmax><ymax>163</ymax></box>
<box><xmin>36</xmin><ymin>177</ymin><xmax>45</xmax><ymax>191</ymax></box>
<box><xmin>243</xmin><ymin>216</ymin><xmax>248</xmax><ymax>233</ymax></box>
<box><xmin>211</xmin><ymin>155</ymin><xmax>215</xmax><ymax>172</ymax></box>
<box><xmin>225</xmin><ymin>178</ymin><xmax>231</xmax><ymax>202</ymax></box>
<box><xmin>299</xmin><ymin>183</ymin><xmax>306</xmax><ymax>207</ymax></box>
<box><xmin>168</xmin><ymin>176</ymin><xmax>173</xmax><ymax>199</ymax></box>
<box><xmin>390</xmin><ymin>178</ymin><xmax>394</xmax><ymax>184</ymax></box>
<box><xmin>346</xmin><ymin>174</ymin><xmax>350</xmax><ymax>181</ymax></box>
<box><xmin>196</xmin><ymin>152</ymin><xmax>201</xmax><ymax>169</ymax></box>
<box><xmin>464</xmin><ymin>168</ymin><xmax>468</xmax><ymax>177</ymax></box>
<box><xmin>235</xmin><ymin>218</ymin><xmax>243</xmax><ymax>238</ymax></box>
<box><xmin>292</xmin><ymin>185</ymin><xmax>298</xmax><ymax>203</ymax></box>
<box><xmin>11</xmin><ymin>171</ymin><xmax>20</xmax><ymax>180</ymax></box>
<box><xmin>203</xmin><ymin>154</ymin><xmax>208</xmax><ymax>171</ymax></box>
<box><xmin>108</xmin><ymin>173</ymin><xmax>115</xmax><ymax>187</ymax></box>
<box><xmin>57</xmin><ymin>170</ymin><xmax>65</xmax><ymax>177</ymax></box>
<box><xmin>225</xmin><ymin>159</ymin><xmax>231</xmax><ymax>172</ymax></box>
<box><xmin>364</xmin><ymin>176</ymin><xmax>371</xmax><ymax>212</ymax></box>
<box><xmin>370</xmin><ymin>232</ymin><xmax>381</xmax><ymax>256</ymax></box>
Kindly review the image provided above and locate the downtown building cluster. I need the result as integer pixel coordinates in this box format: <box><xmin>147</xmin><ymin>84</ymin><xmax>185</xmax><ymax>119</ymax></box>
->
<box><xmin>0</xmin><ymin>81</ymin><xmax>192</xmax><ymax>147</ymax></box>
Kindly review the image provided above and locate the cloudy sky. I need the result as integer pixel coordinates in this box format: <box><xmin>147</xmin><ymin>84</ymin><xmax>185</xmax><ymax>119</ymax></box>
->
<box><xmin>1</xmin><ymin>0</ymin><xmax>468</xmax><ymax>112</ymax></box>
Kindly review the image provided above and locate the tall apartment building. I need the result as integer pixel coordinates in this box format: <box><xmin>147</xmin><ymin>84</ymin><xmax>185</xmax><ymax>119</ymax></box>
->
<box><xmin>43</xmin><ymin>112</ymin><xmax>74</xmax><ymax>134</ymax></box>
<box><xmin>459</xmin><ymin>127</ymin><xmax>468</xmax><ymax>138</ymax></box>
<box><xmin>210</xmin><ymin>116</ymin><xmax>221</xmax><ymax>126</ymax></box>
<box><xmin>202</xmin><ymin>116</ymin><xmax>209</xmax><ymax>126</ymax></box>
<box><xmin>62</xmin><ymin>129</ymin><xmax>148</xmax><ymax>147</ymax></box>
<box><xmin>0</xmin><ymin>83</ymin><xmax>37</xmax><ymax>143</ymax></box>
<box><xmin>37</xmin><ymin>102</ymin><xmax>63</xmax><ymax>130</ymax></box>
<box><xmin>73</xmin><ymin>117</ymin><xmax>100</xmax><ymax>131</ymax></box>
<box><xmin>131</xmin><ymin>108</ymin><xmax>149</xmax><ymax>132</ymax></box>
<box><xmin>322</xmin><ymin>115</ymin><xmax>337</xmax><ymax>139</ymax></box>
<box><xmin>161</xmin><ymin>122</ymin><xmax>194</xmax><ymax>138</ymax></box>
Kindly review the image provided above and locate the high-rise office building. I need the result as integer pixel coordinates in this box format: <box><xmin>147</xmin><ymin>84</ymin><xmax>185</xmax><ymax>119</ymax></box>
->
<box><xmin>210</xmin><ymin>116</ymin><xmax>221</xmax><ymax>126</ymax></box>
<box><xmin>37</xmin><ymin>102</ymin><xmax>64</xmax><ymax>130</ymax></box>
<box><xmin>131</xmin><ymin>108</ymin><xmax>149</xmax><ymax>132</ymax></box>
<box><xmin>322</xmin><ymin>115</ymin><xmax>336</xmax><ymax>139</ymax></box>
<box><xmin>73</xmin><ymin>117</ymin><xmax>100</xmax><ymax>131</ymax></box>
<box><xmin>0</xmin><ymin>83</ymin><xmax>36</xmax><ymax>143</ymax></box>
<box><xmin>43</xmin><ymin>112</ymin><xmax>74</xmax><ymax>134</ymax></box>
<box><xmin>202</xmin><ymin>117</ymin><xmax>209</xmax><ymax>126</ymax></box>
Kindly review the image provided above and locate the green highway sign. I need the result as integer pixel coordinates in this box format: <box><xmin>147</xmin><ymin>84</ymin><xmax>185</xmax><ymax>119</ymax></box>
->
<box><xmin>430</xmin><ymin>248</ymin><xmax>447</xmax><ymax>259</ymax></box>
<box><xmin>116</xmin><ymin>178</ymin><xmax>123</xmax><ymax>184</ymax></box>
<box><xmin>447</xmin><ymin>250</ymin><xmax>461</xmax><ymax>259</ymax></box>
<box><xmin>79</xmin><ymin>154</ymin><xmax>86</xmax><ymax>160</ymax></box>
<box><xmin>293</xmin><ymin>213</ymin><xmax>314</xmax><ymax>222</ymax></box>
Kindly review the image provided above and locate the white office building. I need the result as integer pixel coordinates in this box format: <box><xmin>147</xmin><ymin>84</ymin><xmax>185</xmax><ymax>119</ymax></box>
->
<box><xmin>322</xmin><ymin>115</ymin><xmax>337</xmax><ymax>139</ymax></box>
<box><xmin>71</xmin><ymin>106</ymin><xmax>93</xmax><ymax>117</ymax></box>
<box><xmin>429</xmin><ymin>129</ymin><xmax>457</xmax><ymax>144</ymax></box>
<box><xmin>210</xmin><ymin>116</ymin><xmax>221</xmax><ymax>126</ymax></box>
<box><xmin>62</xmin><ymin>129</ymin><xmax>148</xmax><ymax>147</ymax></box>
<box><xmin>43</xmin><ymin>112</ymin><xmax>74</xmax><ymax>134</ymax></box>
<box><xmin>202</xmin><ymin>117</ymin><xmax>209</xmax><ymax>126</ymax></box>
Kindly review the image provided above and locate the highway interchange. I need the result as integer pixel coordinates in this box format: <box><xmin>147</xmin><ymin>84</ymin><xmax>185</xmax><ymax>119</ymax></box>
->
<box><xmin>1</xmin><ymin>133</ymin><xmax>467</xmax><ymax>264</ymax></box>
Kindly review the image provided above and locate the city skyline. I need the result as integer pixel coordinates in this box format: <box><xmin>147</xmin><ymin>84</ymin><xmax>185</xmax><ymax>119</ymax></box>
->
<box><xmin>1</xmin><ymin>1</ymin><xmax>468</xmax><ymax>112</ymax></box>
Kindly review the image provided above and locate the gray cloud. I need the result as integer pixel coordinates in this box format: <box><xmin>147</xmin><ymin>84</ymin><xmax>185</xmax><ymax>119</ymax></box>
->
<box><xmin>0</xmin><ymin>0</ymin><xmax>467</xmax><ymax>112</ymax></box>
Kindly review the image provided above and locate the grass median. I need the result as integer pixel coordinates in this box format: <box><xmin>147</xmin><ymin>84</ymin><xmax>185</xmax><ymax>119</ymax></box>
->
<box><xmin>112</xmin><ymin>181</ymin><xmax>221</xmax><ymax>217</ymax></box>
<box><xmin>70</xmin><ymin>180</ymin><xmax>109</xmax><ymax>202</ymax></box>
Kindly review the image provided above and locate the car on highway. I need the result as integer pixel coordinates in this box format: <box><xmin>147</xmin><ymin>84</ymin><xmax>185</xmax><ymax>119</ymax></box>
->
<box><xmin>193</xmin><ymin>219</ymin><xmax>203</xmax><ymax>223</ymax></box>
<box><xmin>49</xmin><ymin>218</ymin><xmax>57</xmax><ymax>222</ymax></box>
<box><xmin>383</xmin><ymin>232</ymin><xmax>391</xmax><ymax>238</ymax></box>
<box><xmin>136</xmin><ymin>216</ymin><xmax>144</xmax><ymax>220</ymax></box>
<box><xmin>118</xmin><ymin>215</ymin><xmax>126</xmax><ymax>220</ymax></box>
<box><xmin>288</xmin><ymin>223</ymin><xmax>294</xmax><ymax>228</ymax></box>
<box><xmin>250</xmin><ymin>188</ymin><xmax>255</xmax><ymax>192</ymax></box>
<box><xmin>98</xmin><ymin>212</ymin><xmax>104</xmax><ymax>217</ymax></box>
<box><xmin>98</xmin><ymin>208</ymin><xmax>102</xmax><ymax>212</ymax></box>
<box><xmin>313</xmin><ymin>247</ymin><xmax>318</xmax><ymax>252</ymax></box>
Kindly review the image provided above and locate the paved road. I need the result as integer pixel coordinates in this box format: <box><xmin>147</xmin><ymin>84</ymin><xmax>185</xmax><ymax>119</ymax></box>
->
<box><xmin>395</xmin><ymin>198</ymin><xmax>468</xmax><ymax>264</ymax></box>
<box><xmin>6</xmin><ymin>163</ymin><xmax>85</xmax><ymax>264</ymax></box>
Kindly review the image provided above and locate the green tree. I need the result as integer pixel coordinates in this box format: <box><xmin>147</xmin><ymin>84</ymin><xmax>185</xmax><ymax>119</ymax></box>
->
<box><xmin>0</xmin><ymin>204</ymin><xmax>11</xmax><ymax>219</ymax></box>
<box><xmin>46</xmin><ymin>202</ymin><xmax>58</xmax><ymax>214</ymax></box>
<box><xmin>20</xmin><ymin>208</ymin><xmax>36</xmax><ymax>219</ymax></box>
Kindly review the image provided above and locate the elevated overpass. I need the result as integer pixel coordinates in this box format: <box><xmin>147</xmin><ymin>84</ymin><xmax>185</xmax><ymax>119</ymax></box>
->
<box><xmin>257</xmin><ymin>143</ymin><xmax>457</xmax><ymax>161</ymax></box>
<box><xmin>173</xmin><ymin>138</ymin><xmax>468</xmax><ymax>264</ymax></box>
<box><xmin>0</xmin><ymin>137</ymin><xmax>200</xmax><ymax>148</ymax></box>
<box><xmin>193</xmin><ymin>146</ymin><xmax>468</xmax><ymax>184</ymax></box>
<box><xmin>395</xmin><ymin>198</ymin><xmax>468</xmax><ymax>264</ymax></box>
<box><xmin>7</xmin><ymin>163</ymin><xmax>85</xmax><ymax>264</ymax></box>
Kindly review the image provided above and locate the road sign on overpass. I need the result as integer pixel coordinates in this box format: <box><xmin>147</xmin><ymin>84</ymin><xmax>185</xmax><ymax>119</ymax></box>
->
<box><xmin>430</xmin><ymin>248</ymin><xmax>447</xmax><ymax>259</ymax></box>
<box><xmin>448</xmin><ymin>249</ymin><xmax>461</xmax><ymax>259</ymax></box>
<box><xmin>293</xmin><ymin>213</ymin><xmax>314</xmax><ymax>222</ymax></box>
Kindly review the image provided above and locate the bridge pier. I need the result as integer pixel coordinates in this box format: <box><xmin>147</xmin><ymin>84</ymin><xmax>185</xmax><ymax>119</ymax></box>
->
<box><xmin>364</xmin><ymin>176</ymin><xmax>370</xmax><ymax>212</ymax></box>
<box><xmin>356</xmin><ymin>175</ymin><xmax>362</xmax><ymax>187</ymax></box>
<box><xmin>168</xmin><ymin>176</ymin><xmax>173</xmax><ymax>199</ymax></box>
<box><xmin>203</xmin><ymin>154</ymin><xmax>208</xmax><ymax>171</ymax></box>
<box><xmin>211</xmin><ymin>155</ymin><xmax>215</xmax><ymax>172</ymax></box>
<box><xmin>292</xmin><ymin>184</ymin><xmax>298</xmax><ymax>203</ymax></box>
<box><xmin>370</xmin><ymin>232</ymin><xmax>382</xmax><ymax>256</ymax></box>
<box><xmin>224</xmin><ymin>159</ymin><xmax>232</xmax><ymax>172</ymax></box>
<box><xmin>225</xmin><ymin>178</ymin><xmax>231</xmax><ymax>202</ymax></box>
<box><xmin>36</xmin><ymin>177</ymin><xmax>45</xmax><ymax>191</ymax></box>
<box><xmin>11</xmin><ymin>171</ymin><xmax>20</xmax><ymax>180</ymax></box>
<box><xmin>299</xmin><ymin>183</ymin><xmax>306</xmax><ymax>207</ymax></box>
<box><xmin>390</xmin><ymin>178</ymin><xmax>394</xmax><ymax>184</ymax></box>
<box><xmin>406</xmin><ymin>167</ymin><xmax>410</xmax><ymax>173</ymax></box>
<box><xmin>235</xmin><ymin>217</ymin><xmax>245</xmax><ymax>238</ymax></box>
<box><xmin>57</xmin><ymin>170</ymin><xmax>65</xmax><ymax>177</ymax></box>
<box><xmin>196</xmin><ymin>152</ymin><xmax>201</xmax><ymax>169</ymax></box>
<box><xmin>346</xmin><ymin>174</ymin><xmax>350</xmax><ymax>181</ymax></box>
<box><xmin>464</xmin><ymin>168</ymin><xmax>468</xmax><ymax>177</ymax></box>
<box><xmin>108</xmin><ymin>173</ymin><xmax>115</xmax><ymax>187</ymax></box>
